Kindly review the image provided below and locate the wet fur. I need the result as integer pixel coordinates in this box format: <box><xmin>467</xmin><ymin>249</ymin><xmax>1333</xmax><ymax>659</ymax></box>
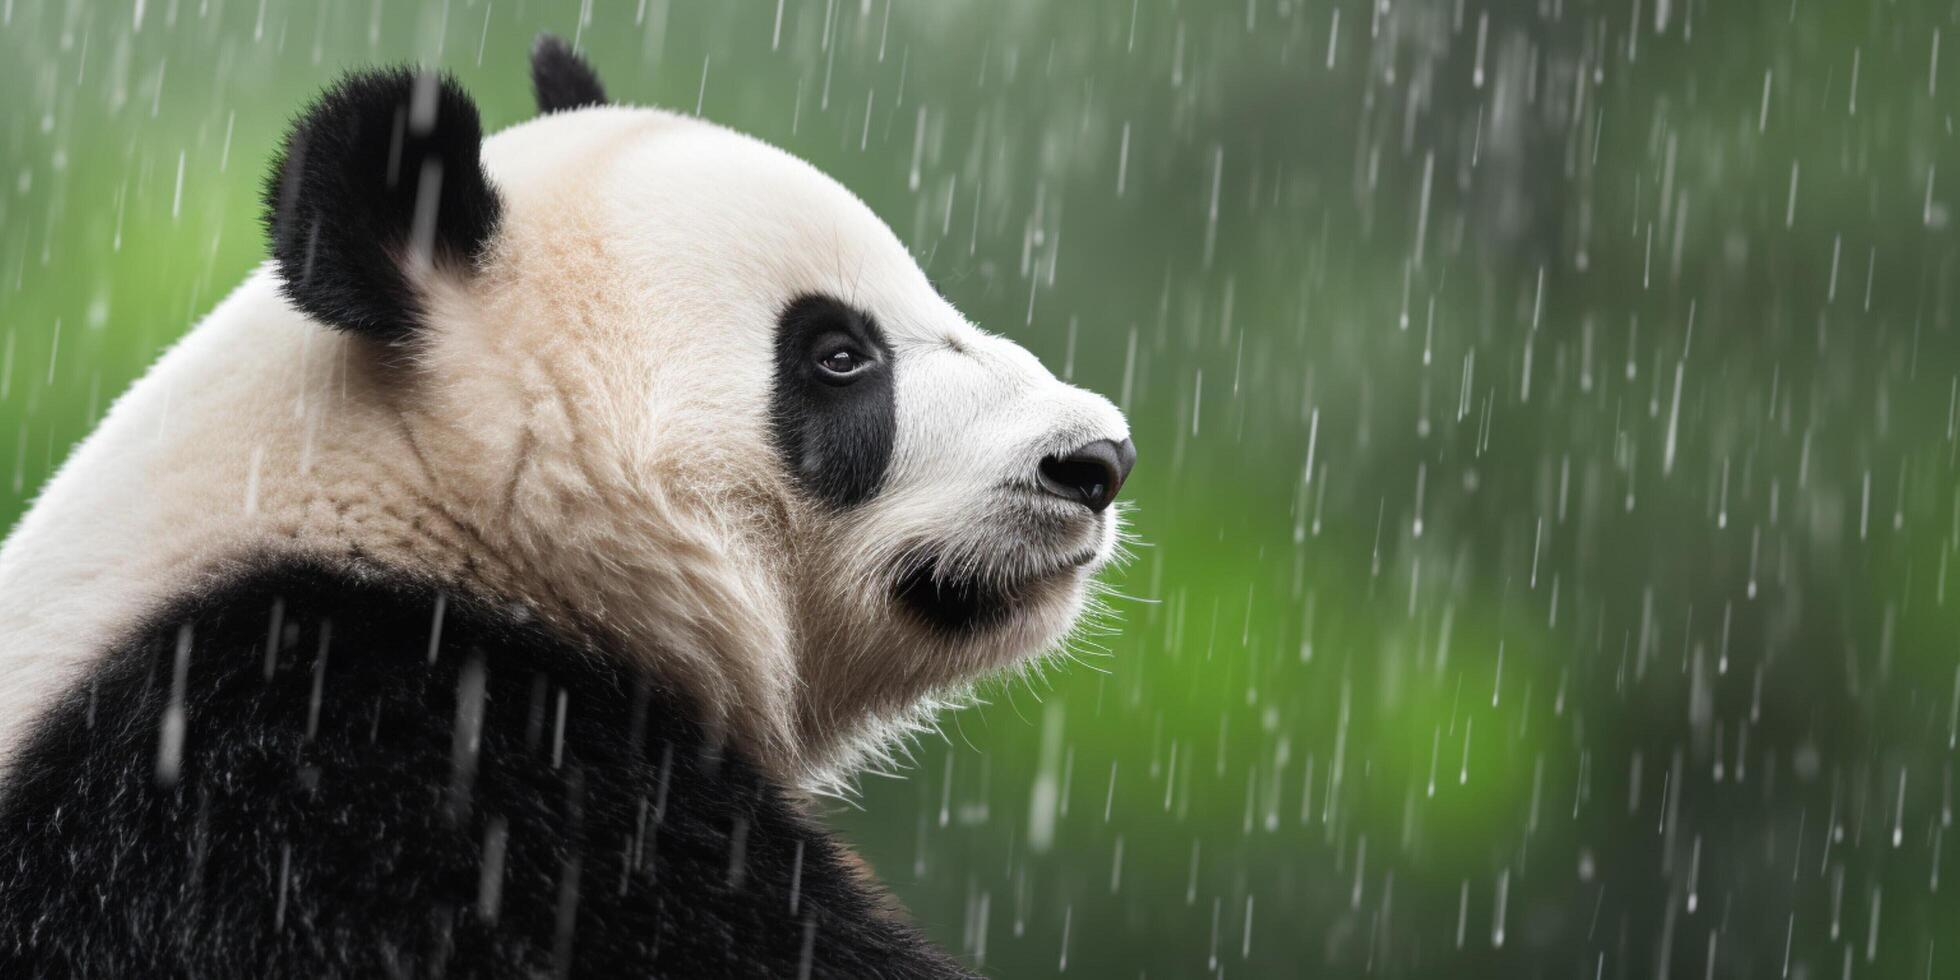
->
<box><xmin>0</xmin><ymin>558</ymin><xmax>973</xmax><ymax>978</ymax></box>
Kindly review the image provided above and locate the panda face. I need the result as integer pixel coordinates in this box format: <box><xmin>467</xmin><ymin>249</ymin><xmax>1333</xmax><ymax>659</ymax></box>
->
<box><xmin>476</xmin><ymin>112</ymin><xmax>1135</xmax><ymax>773</ymax></box>
<box><xmin>776</xmin><ymin>290</ymin><xmax>1134</xmax><ymax>759</ymax></box>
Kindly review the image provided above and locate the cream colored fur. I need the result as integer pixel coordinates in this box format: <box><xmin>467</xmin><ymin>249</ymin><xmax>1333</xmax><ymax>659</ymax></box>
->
<box><xmin>0</xmin><ymin>106</ymin><xmax>1129</xmax><ymax>791</ymax></box>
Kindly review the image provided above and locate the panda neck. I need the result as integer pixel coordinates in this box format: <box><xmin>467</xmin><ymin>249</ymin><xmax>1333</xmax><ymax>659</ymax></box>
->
<box><xmin>0</xmin><ymin>269</ymin><xmax>816</xmax><ymax>788</ymax></box>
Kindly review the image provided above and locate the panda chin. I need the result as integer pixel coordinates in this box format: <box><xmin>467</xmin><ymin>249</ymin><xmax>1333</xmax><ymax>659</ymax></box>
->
<box><xmin>891</xmin><ymin>551</ymin><xmax>1088</xmax><ymax>634</ymax></box>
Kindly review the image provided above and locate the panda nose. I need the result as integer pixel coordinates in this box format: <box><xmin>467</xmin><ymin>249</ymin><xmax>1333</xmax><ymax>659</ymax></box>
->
<box><xmin>1037</xmin><ymin>438</ymin><xmax>1136</xmax><ymax>514</ymax></box>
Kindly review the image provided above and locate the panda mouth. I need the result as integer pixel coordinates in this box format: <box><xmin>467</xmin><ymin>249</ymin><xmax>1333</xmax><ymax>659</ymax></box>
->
<box><xmin>892</xmin><ymin>550</ymin><xmax>1094</xmax><ymax>633</ymax></box>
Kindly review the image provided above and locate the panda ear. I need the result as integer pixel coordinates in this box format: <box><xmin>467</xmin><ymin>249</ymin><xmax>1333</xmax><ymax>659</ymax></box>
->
<box><xmin>262</xmin><ymin>69</ymin><xmax>502</xmax><ymax>344</ymax></box>
<box><xmin>530</xmin><ymin>34</ymin><xmax>608</xmax><ymax>114</ymax></box>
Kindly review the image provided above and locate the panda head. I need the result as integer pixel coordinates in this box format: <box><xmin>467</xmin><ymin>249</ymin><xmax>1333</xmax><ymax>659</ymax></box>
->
<box><xmin>262</xmin><ymin>38</ymin><xmax>1134</xmax><ymax>787</ymax></box>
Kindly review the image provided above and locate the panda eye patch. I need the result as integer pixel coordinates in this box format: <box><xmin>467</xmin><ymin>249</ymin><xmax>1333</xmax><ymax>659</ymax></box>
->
<box><xmin>771</xmin><ymin>293</ymin><xmax>895</xmax><ymax>507</ymax></box>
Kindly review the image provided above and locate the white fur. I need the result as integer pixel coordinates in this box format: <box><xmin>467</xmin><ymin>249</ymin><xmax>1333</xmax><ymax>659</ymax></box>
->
<box><xmin>0</xmin><ymin>106</ymin><xmax>1129</xmax><ymax>790</ymax></box>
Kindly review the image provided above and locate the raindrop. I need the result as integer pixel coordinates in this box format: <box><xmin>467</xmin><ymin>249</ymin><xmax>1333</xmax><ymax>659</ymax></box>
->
<box><xmin>155</xmin><ymin>623</ymin><xmax>192</xmax><ymax>787</ymax></box>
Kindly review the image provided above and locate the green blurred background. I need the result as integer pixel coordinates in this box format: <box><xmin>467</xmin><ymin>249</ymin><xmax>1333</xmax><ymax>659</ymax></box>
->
<box><xmin>3</xmin><ymin>0</ymin><xmax>1957</xmax><ymax>976</ymax></box>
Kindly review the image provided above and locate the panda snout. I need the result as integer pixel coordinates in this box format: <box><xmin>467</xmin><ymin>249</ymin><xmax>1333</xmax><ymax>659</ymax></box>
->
<box><xmin>1035</xmin><ymin>438</ymin><xmax>1136</xmax><ymax>514</ymax></box>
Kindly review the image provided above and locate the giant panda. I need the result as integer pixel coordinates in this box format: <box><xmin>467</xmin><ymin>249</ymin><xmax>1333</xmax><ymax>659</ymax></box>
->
<box><xmin>0</xmin><ymin>37</ymin><xmax>1133</xmax><ymax>978</ymax></box>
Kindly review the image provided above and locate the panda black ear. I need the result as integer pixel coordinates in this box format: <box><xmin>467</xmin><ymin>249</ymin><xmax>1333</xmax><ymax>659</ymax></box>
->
<box><xmin>262</xmin><ymin>69</ymin><xmax>502</xmax><ymax>344</ymax></box>
<box><xmin>530</xmin><ymin>34</ymin><xmax>607</xmax><ymax>114</ymax></box>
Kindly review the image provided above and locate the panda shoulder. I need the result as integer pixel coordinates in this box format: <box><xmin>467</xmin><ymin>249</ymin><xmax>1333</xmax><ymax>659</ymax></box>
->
<box><xmin>0</xmin><ymin>557</ymin><xmax>974</xmax><ymax>978</ymax></box>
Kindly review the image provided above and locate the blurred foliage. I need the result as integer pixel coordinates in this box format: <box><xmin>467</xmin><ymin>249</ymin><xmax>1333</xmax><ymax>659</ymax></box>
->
<box><xmin>3</xmin><ymin>0</ymin><xmax>1958</xmax><ymax>976</ymax></box>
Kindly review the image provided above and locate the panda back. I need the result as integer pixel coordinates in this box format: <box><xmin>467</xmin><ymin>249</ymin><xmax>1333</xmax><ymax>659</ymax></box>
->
<box><xmin>0</xmin><ymin>558</ymin><xmax>971</xmax><ymax>978</ymax></box>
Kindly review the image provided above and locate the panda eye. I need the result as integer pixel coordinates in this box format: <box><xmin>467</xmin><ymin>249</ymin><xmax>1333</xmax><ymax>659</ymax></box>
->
<box><xmin>816</xmin><ymin>347</ymin><xmax>869</xmax><ymax>379</ymax></box>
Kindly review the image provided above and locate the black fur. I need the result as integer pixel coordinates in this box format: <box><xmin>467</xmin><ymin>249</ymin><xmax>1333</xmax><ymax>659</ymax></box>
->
<box><xmin>0</xmin><ymin>559</ymin><xmax>973</xmax><ymax>979</ymax></box>
<box><xmin>770</xmin><ymin>295</ymin><xmax>899</xmax><ymax>508</ymax></box>
<box><xmin>263</xmin><ymin>69</ymin><xmax>502</xmax><ymax>344</ymax></box>
<box><xmin>892</xmin><ymin>554</ymin><xmax>1013</xmax><ymax>634</ymax></box>
<box><xmin>530</xmin><ymin>34</ymin><xmax>608</xmax><ymax>113</ymax></box>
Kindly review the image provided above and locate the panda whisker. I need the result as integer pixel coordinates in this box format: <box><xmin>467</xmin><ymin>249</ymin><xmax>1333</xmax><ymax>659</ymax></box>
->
<box><xmin>1057</xmin><ymin>651</ymin><xmax>1111</xmax><ymax>676</ymax></box>
<box><xmin>949</xmin><ymin>709</ymin><xmax>982</xmax><ymax>754</ymax></box>
<box><xmin>1000</xmin><ymin>677</ymin><xmax>1037</xmax><ymax>723</ymax></box>
<box><xmin>1030</xmin><ymin>665</ymin><xmax>1061</xmax><ymax>694</ymax></box>
<box><xmin>812</xmin><ymin>785</ymin><xmax>868</xmax><ymax>810</ymax></box>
